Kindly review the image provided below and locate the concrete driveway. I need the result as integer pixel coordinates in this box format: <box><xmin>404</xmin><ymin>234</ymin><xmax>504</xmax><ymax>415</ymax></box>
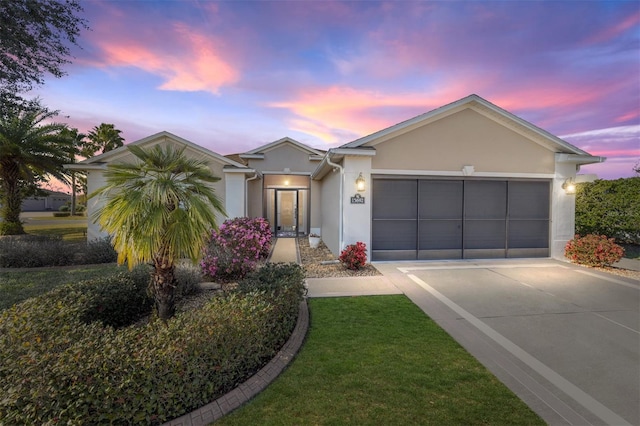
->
<box><xmin>373</xmin><ymin>259</ymin><xmax>640</xmax><ymax>426</ymax></box>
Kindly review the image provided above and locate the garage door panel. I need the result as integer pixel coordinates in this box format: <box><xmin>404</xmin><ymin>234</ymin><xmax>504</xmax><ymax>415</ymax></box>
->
<box><xmin>508</xmin><ymin>220</ymin><xmax>549</xmax><ymax>249</ymax></box>
<box><xmin>419</xmin><ymin>180</ymin><xmax>463</xmax><ymax>219</ymax></box>
<box><xmin>372</xmin><ymin>220</ymin><xmax>417</xmax><ymax>250</ymax></box>
<box><xmin>464</xmin><ymin>219</ymin><xmax>506</xmax><ymax>249</ymax></box>
<box><xmin>372</xmin><ymin>179</ymin><xmax>417</xmax><ymax>219</ymax></box>
<box><xmin>509</xmin><ymin>181</ymin><xmax>550</xmax><ymax>219</ymax></box>
<box><xmin>464</xmin><ymin>181</ymin><xmax>507</xmax><ymax>219</ymax></box>
<box><xmin>418</xmin><ymin>220</ymin><xmax>462</xmax><ymax>249</ymax></box>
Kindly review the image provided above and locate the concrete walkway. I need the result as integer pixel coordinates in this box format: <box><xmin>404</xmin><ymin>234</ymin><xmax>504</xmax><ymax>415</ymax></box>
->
<box><xmin>268</xmin><ymin>238</ymin><xmax>299</xmax><ymax>263</ymax></box>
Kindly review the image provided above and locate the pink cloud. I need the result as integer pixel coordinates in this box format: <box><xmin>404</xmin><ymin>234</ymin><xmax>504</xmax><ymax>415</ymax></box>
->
<box><xmin>269</xmin><ymin>85</ymin><xmax>477</xmax><ymax>144</ymax></box>
<box><xmin>586</xmin><ymin>11</ymin><xmax>640</xmax><ymax>44</ymax></box>
<box><xmin>87</xmin><ymin>17</ymin><xmax>239</xmax><ymax>94</ymax></box>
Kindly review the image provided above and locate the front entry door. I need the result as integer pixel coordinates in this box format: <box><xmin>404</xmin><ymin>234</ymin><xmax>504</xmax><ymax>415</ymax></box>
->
<box><xmin>276</xmin><ymin>189</ymin><xmax>298</xmax><ymax>237</ymax></box>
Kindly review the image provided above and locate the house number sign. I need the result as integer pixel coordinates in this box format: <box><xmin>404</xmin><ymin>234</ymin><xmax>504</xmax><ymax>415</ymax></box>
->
<box><xmin>350</xmin><ymin>193</ymin><xmax>365</xmax><ymax>204</ymax></box>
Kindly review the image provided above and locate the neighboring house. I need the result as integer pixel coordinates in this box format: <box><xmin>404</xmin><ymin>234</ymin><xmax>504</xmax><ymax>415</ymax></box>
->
<box><xmin>67</xmin><ymin>94</ymin><xmax>604</xmax><ymax>261</ymax></box>
<box><xmin>21</xmin><ymin>190</ymin><xmax>71</xmax><ymax>211</ymax></box>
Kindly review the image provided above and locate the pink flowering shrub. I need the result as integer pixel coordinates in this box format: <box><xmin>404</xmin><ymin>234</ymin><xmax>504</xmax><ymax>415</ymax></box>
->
<box><xmin>564</xmin><ymin>234</ymin><xmax>624</xmax><ymax>267</ymax></box>
<box><xmin>339</xmin><ymin>241</ymin><xmax>367</xmax><ymax>270</ymax></box>
<box><xmin>201</xmin><ymin>217</ymin><xmax>273</xmax><ymax>282</ymax></box>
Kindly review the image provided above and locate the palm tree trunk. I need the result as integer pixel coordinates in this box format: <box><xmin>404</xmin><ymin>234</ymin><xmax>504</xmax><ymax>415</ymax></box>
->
<box><xmin>0</xmin><ymin>162</ymin><xmax>25</xmax><ymax>235</ymax></box>
<box><xmin>152</xmin><ymin>259</ymin><xmax>176</xmax><ymax>321</ymax></box>
<box><xmin>70</xmin><ymin>172</ymin><xmax>77</xmax><ymax>216</ymax></box>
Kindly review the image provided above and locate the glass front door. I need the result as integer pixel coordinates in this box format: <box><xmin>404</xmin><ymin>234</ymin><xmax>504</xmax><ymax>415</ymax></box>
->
<box><xmin>276</xmin><ymin>189</ymin><xmax>298</xmax><ymax>237</ymax></box>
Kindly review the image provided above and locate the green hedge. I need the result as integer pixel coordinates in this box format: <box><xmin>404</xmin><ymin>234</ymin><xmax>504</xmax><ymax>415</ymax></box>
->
<box><xmin>575</xmin><ymin>177</ymin><xmax>640</xmax><ymax>244</ymax></box>
<box><xmin>0</xmin><ymin>263</ymin><xmax>305</xmax><ymax>424</ymax></box>
<box><xmin>0</xmin><ymin>236</ymin><xmax>117</xmax><ymax>267</ymax></box>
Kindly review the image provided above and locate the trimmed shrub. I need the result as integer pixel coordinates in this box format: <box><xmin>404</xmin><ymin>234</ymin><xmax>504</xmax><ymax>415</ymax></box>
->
<box><xmin>564</xmin><ymin>234</ymin><xmax>625</xmax><ymax>267</ymax></box>
<box><xmin>80</xmin><ymin>237</ymin><xmax>118</xmax><ymax>264</ymax></box>
<box><xmin>174</xmin><ymin>263</ymin><xmax>203</xmax><ymax>298</ymax></box>
<box><xmin>53</xmin><ymin>211</ymin><xmax>70</xmax><ymax>217</ymax></box>
<box><xmin>339</xmin><ymin>241</ymin><xmax>368</xmax><ymax>270</ymax></box>
<box><xmin>58</xmin><ymin>204</ymin><xmax>69</xmax><ymax>212</ymax></box>
<box><xmin>0</xmin><ymin>235</ymin><xmax>77</xmax><ymax>267</ymax></box>
<box><xmin>77</xmin><ymin>272</ymin><xmax>154</xmax><ymax>328</ymax></box>
<box><xmin>0</xmin><ymin>264</ymin><xmax>304</xmax><ymax>424</ymax></box>
<box><xmin>201</xmin><ymin>217</ymin><xmax>273</xmax><ymax>282</ymax></box>
<box><xmin>575</xmin><ymin>177</ymin><xmax>640</xmax><ymax>244</ymax></box>
<box><xmin>0</xmin><ymin>236</ymin><xmax>117</xmax><ymax>267</ymax></box>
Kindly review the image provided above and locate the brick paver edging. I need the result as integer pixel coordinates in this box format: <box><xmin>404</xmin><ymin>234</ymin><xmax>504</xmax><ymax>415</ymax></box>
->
<box><xmin>163</xmin><ymin>300</ymin><xmax>309</xmax><ymax>426</ymax></box>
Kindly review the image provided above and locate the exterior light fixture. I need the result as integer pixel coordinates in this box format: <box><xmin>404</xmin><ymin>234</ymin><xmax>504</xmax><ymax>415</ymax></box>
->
<box><xmin>355</xmin><ymin>172</ymin><xmax>366</xmax><ymax>192</ymax></box>
<box><xmin>562</xmin><ymin>178</ymin><xmax>576</xmax><ymax>194</ymax></box>
<box><xmin>284</xmin><ymin>179</ymin><xmax>290</xmax><ymax>186</ymax></box>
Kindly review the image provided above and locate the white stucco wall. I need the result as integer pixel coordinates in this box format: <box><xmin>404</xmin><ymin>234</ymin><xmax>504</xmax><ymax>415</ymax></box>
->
<box><xmin>551</xmin><ymin>159</ymin><xmax>579</xmax><ymax>259</ymax></box>
<box><xmin>86</xmin><ymin>169</ymin><xmax>109</xmax><ymax>241</ymax></box>
<box><xmin>224</xmin><ymin>172</ymin><xmax>246</xmax><ymax>219</ymax></box>
<box><xmin>319</xmin><ymin>167</ymin><xmax>341</xmax><ymax>256</ymax></box>
<box><xmin>342</xmin><ymin>156</ymin><xmax>372</xmax><ymax>254</ymax></box>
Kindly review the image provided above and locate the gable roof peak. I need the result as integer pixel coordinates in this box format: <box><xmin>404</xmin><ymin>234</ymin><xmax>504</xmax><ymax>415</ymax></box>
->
<box><xmin>241</xmin><ymin>136</ymin><xmax>325</xmax><ymax>157</ymax></box>
<box><xmin>339</xmin><ymin>93</ymin><xmax>594</xmax><ymax>158</ymax></box>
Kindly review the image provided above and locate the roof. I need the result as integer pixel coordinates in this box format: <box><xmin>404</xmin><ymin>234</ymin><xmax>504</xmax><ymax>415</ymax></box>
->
<box><xmin>240</xmin><ymin>136</ymin><xmax>325</xmax><ymax>159</ymax></box>
<box><xmin>68</xmin><ymin>131</ymin><xmax>250</xmax><ymax>170</ymax></box>
<box><xmin>340</xmin><ymin>94</ymin><xmax>604</xmax><ymax>164</ymax></box>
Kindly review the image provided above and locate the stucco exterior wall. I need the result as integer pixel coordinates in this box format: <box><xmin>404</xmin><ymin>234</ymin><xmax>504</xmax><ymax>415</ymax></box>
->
<box><xmin>370</xmin><ymin>109</ymin><xmax>555</xmax><ymax>174</ymax></box>
<box><xmin>246</xmin><ymin>143</ymin><xmax>319</xmax><ymax>173</ymax></box>
<box><xmin>319</xmin><ymin>167</ymin><xmax>341</xmax><ymax>256</ymax></box>
<box><xmin>342</xmin><ymin>156</ymin><xmax>372</xmax><ymax>252</ymax></box>
<box><xmin>86</xmin><ymin>169</ymin><xmax>108</xmax><ymax>241</ymax></box>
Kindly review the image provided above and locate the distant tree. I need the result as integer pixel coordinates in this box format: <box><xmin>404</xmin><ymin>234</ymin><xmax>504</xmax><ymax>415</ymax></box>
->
<box><xmin>0</xmin><ymin>102</ymin><xmax>71</xmax><ymax>234</ymax></box>
<box><xmin>85</xmin><ymin>123</ymin><xmax>125</xmax><ymax>156</ymax></box>
<box><xmin>91</xmin><ymin>145</ymin><xmax>225</xmax><ymax>321</ymax></box>
<box><xmin>633</xmin><ymin>160</ymin><xmax>639</xmax><ymax>176</ymax></box>
<box><xmin>60</xmin><ymin>127</ymin><xmax>88</xmax><ymax>215</ymax></box>
<box><xmin>0</xmin><ymin>0</ymin><xmax>88</xmax><ymax>108</ymax></box>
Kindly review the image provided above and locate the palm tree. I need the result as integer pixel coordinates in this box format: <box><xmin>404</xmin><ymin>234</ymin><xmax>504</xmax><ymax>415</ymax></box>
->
<box><xmin>85</xmin><ymin>123</ymin><xmax>124</xmax><ymax>156</ymax></box>
<box><xmin>0</xmin><ymin>102</ymin><xmax>70</xmax><ymax>234</ymax></box>
<box><xmin>90</xmin><ymin>144</ymin><xmax>226</xmax><ymax>321</ymax></box>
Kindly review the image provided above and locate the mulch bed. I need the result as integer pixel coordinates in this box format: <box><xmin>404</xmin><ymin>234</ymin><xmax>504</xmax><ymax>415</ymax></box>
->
<box><xmin>297</xmin><ymin>237</ymin><xmax>381</xmax><ymax>278</ymax></box>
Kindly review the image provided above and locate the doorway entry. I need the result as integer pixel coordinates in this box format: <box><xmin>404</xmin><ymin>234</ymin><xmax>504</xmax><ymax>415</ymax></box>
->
<box><xmin>267</xmin><ymin>188</ymin><xmax>309</xmax><ymax>237</ymax></box>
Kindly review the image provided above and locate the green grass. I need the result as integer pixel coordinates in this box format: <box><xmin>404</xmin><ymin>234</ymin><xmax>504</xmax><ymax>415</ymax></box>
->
<box><xmin>23</xmin><ymin>223</ymin><xmax>88</xmax><ymax>241</ymax></box>
<box><xmin>0</xmin><ymin>264</ymin><xmax>121</xmax><ymax>310</ymax></box>
<box><xmin>217</xmin><ymin>296</ymin><xmax>544</xmax><ymax>426</ymax></box>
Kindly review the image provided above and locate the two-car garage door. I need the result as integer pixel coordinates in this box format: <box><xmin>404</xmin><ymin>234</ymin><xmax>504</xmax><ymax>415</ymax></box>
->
<box><xmin>372</xmin><ymin>178</ymin><xmax>550</xmax><ymax>260</ymax></box>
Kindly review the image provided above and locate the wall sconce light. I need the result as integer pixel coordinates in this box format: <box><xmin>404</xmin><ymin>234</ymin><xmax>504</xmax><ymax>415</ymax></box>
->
<box><xmin>355</xmin><ymin>172</ymin><xmax>366</xmax><ymax>192</ymax></box>
<box><xmin>562</xmin><ymin>178</ymin><xmax>576</xmax><ymax>194</ymax></box>
<box><xmin>284</xmin><ymin>179</ymin><xmax>290</xmax><ymax>186</ymax></box>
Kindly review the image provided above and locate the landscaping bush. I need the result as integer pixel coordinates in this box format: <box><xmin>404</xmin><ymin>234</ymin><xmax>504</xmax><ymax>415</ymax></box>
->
<box><xmin>339</xmin><ymin>241</ymin><xmax>368</xmax><ymax>270</ymax></box>
<box><xmin>52</xmin><ymin>211</ymin><xmax>70</xmax><ymax>217</ymax></box>
<box><xmin>0</xmin><ymin>235</ymin><xmax>117</xmax><ymax>267</ymax></box>
<box><xmin>0</xmin><ymin>264</ymin><xmax>304</xmax><ymax>424</ymax></box>
<box><xmin>201</xmin><ymin>217</ymin><xmax>273</xmax><ymax>282</ymax></box>
<box><xmin>77</xmin><ymin>271</ymin><xmax>154</xmax><ymax>328</ymax></box>
<box><xmin>0</xmin><ymin>235</ymin><xmax>77</xmax><ymax>267</ymax></box>
<box><xmin>575</xmin><ymin>177</ymin><xmax>640</xmax><ymax>244</ymax></box>
<box><xmin>564</xmin><ymin>234</ymin><xmax>625</xmax><ymax>267</ymax></box>
<box><xmin>80</xmin><ymin>237</ymin><xmax>118</xmax><ymax>264</ymax></box>
<box><xmin>174</xmin><ymin>263</ymin><xmax>203</xmax><ymax>298</ymax></box>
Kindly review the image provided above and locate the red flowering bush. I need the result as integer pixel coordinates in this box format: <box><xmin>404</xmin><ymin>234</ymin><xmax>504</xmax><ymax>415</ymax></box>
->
<box><xmin>201</xmin><ymin>217</ymin><xmax>273</xmax><ymax>282</ymax></box>
<box><xmin>564</xmin><ymin>234</ymin><xmax>624</xmax><ymax>267</ymax></box>
<box><xmin>339</xmin><ymin>241</ymin><xmax>368</xmax><ymax>270</ymax></box>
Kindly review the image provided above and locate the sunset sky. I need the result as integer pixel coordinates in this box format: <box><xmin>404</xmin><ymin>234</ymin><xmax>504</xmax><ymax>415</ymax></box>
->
<box><xmin>32</xmin><ymin>0</ymin><xmax>639</xmax><ymax>180</ymax></box>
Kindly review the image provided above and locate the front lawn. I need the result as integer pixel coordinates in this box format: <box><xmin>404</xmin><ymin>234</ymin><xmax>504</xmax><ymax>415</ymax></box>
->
<box><xmin>217</xmin><ymin>296</ymin><xmax>544</xmax><ymax>425</ymax></box>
